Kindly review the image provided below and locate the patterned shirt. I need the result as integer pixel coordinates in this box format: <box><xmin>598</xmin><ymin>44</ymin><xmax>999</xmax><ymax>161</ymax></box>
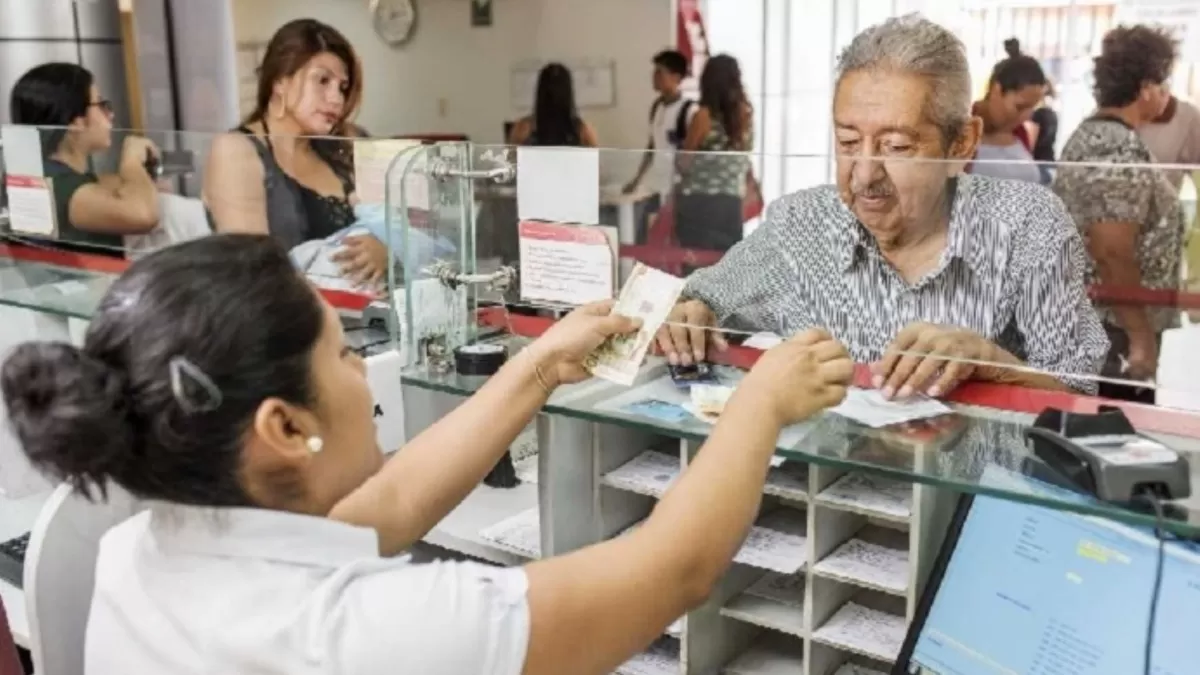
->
<box><xmin>682</xmin><ymin>175</ymin><xmax>1109</xmax><ymax>393</ymax></box>
<box><xmin>1052</xmin><ymin>118</ymin><xmax>1185</xmax><ymax>333</ymax></box>
<box><xmin>678</xmin><ymin>115</ymin><xmax>753</xmax><ymax>197</ymax></box>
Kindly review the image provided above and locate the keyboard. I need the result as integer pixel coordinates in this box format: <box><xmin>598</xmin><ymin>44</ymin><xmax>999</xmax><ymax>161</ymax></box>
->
<box><xmin>0</xmin><ymin>532</ymin><xmax>29</xmax><ymax>589</ymax></box>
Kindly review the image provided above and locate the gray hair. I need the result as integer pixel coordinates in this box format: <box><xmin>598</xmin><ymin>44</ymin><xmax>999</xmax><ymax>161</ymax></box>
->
<box><xmin>835</xmin><ymin>14</ymin><xmax>972</xmax><ymax>144</ymax></box>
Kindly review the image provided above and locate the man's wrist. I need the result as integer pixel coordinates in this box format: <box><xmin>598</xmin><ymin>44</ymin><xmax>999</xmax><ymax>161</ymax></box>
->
<box><xmin>973</xmin><ymin>337</ymin><xmax>1018</xmax><ymax>383</ymax></box>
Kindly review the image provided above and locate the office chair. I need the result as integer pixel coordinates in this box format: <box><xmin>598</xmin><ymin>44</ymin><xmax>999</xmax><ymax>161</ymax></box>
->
<box><xmin>24</xmin><ymin>483</ymin><xmax>138</xmax><ymax>675</ymax></box>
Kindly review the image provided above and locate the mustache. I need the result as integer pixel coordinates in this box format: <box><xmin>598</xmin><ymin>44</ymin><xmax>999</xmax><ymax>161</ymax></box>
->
<box><xmin>851</xmin><ymin>182</ymin><xmax>895</xmax><ymax>199</ymax></box>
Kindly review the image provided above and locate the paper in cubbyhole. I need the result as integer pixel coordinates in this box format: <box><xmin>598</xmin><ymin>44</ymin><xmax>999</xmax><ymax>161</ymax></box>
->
<box><xmin>735</xmin><ymin>508</ymin><xmax>808</xmax><ymax>574</ymax></box>
<box><xmin>812</xmin><ymin>538</ymin><xmax>910</xmax><ymax>595</ymax></box>
<box><xmin>477</xmin><ymin>507</ymin><xmax>541</xmax><ymax>559</ymax></box>
<box><xmin>516</xmin><ymin>146</ymin><xmax>599</xmax><ymax>225</ymax></box>
<box><xmin>615</xmin><ymin>636</ymin><xmax>679</xmax><ymax>675</ymax></box>
<box><xmin>744</xmin><ymin>570</ymin><xmax>805</xmax><ymax>608</ymax></box>
<box><xmin>817</xmin><ymin>473</ymin><xmax>913</xmax><ymax>522</ymax></box>
<box><xmin>812</xmin><ymin>601</ymin><xmax>906</xmax><ymax>664</ymax></box>
<box><xmin>602</xmin><ymin>450</ymin><xmax>680</xmax><ymax>497</ymax></box>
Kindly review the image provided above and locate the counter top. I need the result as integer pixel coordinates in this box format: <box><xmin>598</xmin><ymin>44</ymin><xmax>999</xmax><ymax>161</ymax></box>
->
<box><xmin>404</xmin><ymin>339</ymin><xmax>1200</xmax><ymax>539</ymax></box>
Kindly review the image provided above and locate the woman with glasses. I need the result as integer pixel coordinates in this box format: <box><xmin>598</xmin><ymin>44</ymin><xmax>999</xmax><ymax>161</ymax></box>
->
<box><xmin>9</xmin><ymin>63</ymin><xmax>160</xmax><ymax>257</ymax></box>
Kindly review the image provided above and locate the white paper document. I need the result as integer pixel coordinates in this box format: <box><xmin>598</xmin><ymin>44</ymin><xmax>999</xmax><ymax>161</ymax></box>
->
<box><xmin>745</xmin><ymin>571</ymin><xmax>806</xmax><ymax>608</ymax></box>
<box><xmin>586</xmin><ymin>263</ymin><xmax>685</xmax><ymax>386</ymax></box>
<box><xmin>812</xmin><ymin>602</ymin><xmax>905</xmax><ymax>663</ymax></box>
<box><xmin>743</xmin><ymin>332</ymin><xmax>784</xmax><ymax>350</ymax></box>
<box><xmin>812</xmin><ymin>538</ymin><xmax>910</xmax><ymax>594</ymax></box>
<box><xmin>603</xmin><ymin>450</ymin><xmax>680</xmax><ymax>497</ymax></box>
<box><xmin>615</xmin><ymin>637</ymin><xmax>679</xmax><ymax>675</ymax></box>
<box><xmin>518</xmin><ymin>220</ymin><xmax>616</xmax><ymax>305</ymax></box>
<box><xmin>1157</xmin><ymin>320</ymin><xmax>1200</xmax><ymax>411</ymax></box>
<box><xmin>829</xmin><ymin>387</ymin><xmax>951</xmax><ymax>428</ymax></box>
<box><xmin>478</xmin><ymin>507</ymin><xmax>541</xmax><ymax>559</ymax></box>
<box><xmin>517</xmin><ymin>146</ymin><xmax>600</xmax><ymax>224</ymax></box>
<box><xmin>5</xmin><ymin>175</ymin><xmax>56</xmax><ymax>236</ymax></box>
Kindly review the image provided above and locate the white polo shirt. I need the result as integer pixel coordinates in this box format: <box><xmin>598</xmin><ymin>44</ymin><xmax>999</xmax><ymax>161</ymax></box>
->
<box><xmin>648</xmin><ymin>96</ymin><xmax>698</xmax><ymax>196</ymax></box>
<box><xmin>85</xmin><ymin>505</ymin><xmax>530</xmax><ymax>674</ymax></box>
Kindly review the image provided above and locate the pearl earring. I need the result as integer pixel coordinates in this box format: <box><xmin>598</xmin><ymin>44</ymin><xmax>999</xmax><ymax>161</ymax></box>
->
<box><xmin>306</xmin><ymin>436</ymin><xmax>324</xmax><ymax>454</ymax></box>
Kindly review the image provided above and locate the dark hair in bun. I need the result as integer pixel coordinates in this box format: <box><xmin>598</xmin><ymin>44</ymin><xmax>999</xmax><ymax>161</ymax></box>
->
<box><xmin>1</xmin><ymin>234</ymin><xmax>324</xmax><ymax>505</ymax></box>
<box><xmin>989</xmin><ymin>37</ymin><xmax>1047</xmax><ymax>94</ymax></box>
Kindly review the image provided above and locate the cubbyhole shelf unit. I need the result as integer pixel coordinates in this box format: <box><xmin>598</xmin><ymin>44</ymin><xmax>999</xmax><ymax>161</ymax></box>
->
<box><xmin>403</xmin><ymin>371</ymin><xmax>959</xmax><ymax>675</ymax></box>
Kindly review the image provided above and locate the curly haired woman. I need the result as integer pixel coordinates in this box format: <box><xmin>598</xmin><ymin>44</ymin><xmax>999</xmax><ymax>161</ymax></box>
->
<box><xmin>1052</xmin><ymin>24</ymin><xmax>1183</xmax><ymax>402</ymax></box>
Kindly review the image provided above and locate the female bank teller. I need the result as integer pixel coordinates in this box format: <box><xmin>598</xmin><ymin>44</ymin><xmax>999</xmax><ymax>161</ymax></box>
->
<box><xmin>1</xmin><ymin>234</ymin><xmax>851</xmax><ymax>675</ymax></box>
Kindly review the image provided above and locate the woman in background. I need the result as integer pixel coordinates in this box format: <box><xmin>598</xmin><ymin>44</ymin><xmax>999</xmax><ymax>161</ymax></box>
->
<box><xmin>1053</xmin><ymin>25</ymin><xmax>1181</xmax><ymax>402</ymax></box>
<box><xmin>9</xmin><ymin>63</ymin><xmax>160</xmax><ymax>256</ymax></box>
<box><xmin>674</xmin><ymin>54</ymin><xmax>753</xmax><ymax>262</ymax></box>
<box><xmin>970</xmin><ymin>38</ymin><xmax>1046</xmax><ymax>183</ymax></box>
<box><xmin>508</xmin><ymin>63</ymin><xmax>599</xmax><ymax>147</ymax></box>
<box><xmin>205</xmin><ymin>18</ymin><xmax>386</xmax><ymax>287</ymax></box>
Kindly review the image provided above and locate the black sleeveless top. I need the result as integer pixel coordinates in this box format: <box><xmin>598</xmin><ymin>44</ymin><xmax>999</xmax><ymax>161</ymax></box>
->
<box><xmin>234</xmin><ymin>124</ymin><xmax>356</xmax><ymax>251</ymax></box>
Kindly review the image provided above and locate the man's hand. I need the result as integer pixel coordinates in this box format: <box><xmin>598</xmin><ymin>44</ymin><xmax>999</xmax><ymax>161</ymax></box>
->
<box><xmin>653</xmin><ymin>299</ymin><xmax>728</xmax><ymax>366</ymax></box>
<box><xmin>872</xmin><ymin>322</ymin><xmax>1000</xmax><ymax>399</ymax></box>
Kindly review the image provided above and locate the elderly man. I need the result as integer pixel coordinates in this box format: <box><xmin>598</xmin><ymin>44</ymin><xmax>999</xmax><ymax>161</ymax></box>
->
<box><xmin>655</xmin><ymin>14</ymin><xmax>1108</xmax><ymax>396</ymax></box>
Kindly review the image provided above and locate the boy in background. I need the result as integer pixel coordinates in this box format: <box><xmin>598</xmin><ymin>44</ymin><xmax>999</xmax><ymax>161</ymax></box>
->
<box><xmin>623</xmin><ymin>50</ymin><xmax>697</xmax><ymax>241</ymax></box>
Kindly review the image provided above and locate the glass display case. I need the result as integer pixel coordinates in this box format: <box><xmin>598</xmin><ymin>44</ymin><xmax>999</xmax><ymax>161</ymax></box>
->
<box><xmin>389</xmin><ymin>145</ymin><xmax>1200</xmax><ymax>673</ymax></box>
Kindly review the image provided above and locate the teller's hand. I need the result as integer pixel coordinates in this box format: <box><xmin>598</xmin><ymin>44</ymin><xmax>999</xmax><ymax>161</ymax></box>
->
<box><xmin>529</xmin><ymin>300</ymin><xmax>641</xmax><ymax>385</ymax></box>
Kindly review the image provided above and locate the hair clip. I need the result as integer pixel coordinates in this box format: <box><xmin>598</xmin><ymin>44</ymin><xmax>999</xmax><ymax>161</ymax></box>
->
<box><xmin>168</xmin><ymin>356</ymin><xmax>223</xmax><ymax>414</ymax></box>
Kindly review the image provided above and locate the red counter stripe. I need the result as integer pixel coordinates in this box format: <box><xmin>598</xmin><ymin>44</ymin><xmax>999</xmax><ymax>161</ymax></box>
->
<box><xmin>0</xmin><ymin>243</ymin><xmax>373</xmax><ymax>311</ymax></box>
<box><xmin>477</xmin><ymin>308</ymin><xmax>1200</xmax><ymax>439</ymax></box>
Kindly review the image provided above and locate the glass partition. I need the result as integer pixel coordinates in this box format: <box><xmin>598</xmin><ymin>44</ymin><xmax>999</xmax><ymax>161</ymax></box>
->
<box><xmin>2</xmin><ymin>124</ymin><xmax>1198</xmax><ymax>534</ymax></box>
<box><xmin>0</xmin><ymin>125</ymin><xmax>420</xmax><ymax>356</ymax></box>
<box><xmin>393</xmin><ymin>144</ymin><xmax>1200</xmax><ymax>537</ymax></box>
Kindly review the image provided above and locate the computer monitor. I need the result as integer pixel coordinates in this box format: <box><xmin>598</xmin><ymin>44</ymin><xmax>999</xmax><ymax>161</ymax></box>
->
<box><xmin>895</xmin><ymin>465</ymin><xmax>1200</xmax><ymax>675</ymax></box>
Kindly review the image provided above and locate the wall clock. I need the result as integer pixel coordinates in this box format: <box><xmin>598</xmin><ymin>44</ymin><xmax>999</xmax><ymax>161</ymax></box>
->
<box><xmin>370</xmin><ymin>0</ymin><xmax>417</xmax><ymax>47</ymax></box>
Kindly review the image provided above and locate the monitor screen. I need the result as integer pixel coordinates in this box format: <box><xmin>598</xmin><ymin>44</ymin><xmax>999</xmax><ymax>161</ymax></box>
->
<box><xmin>906</xmin><ymin>467</ymin><xmax>1200</xmax><ymax>675</ymax></box>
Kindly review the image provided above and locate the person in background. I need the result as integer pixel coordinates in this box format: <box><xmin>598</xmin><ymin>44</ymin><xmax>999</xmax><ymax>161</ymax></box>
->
<box><xmin>969</xmin><ymin>38</ymin><xmax>1045</xmax><ymax>183</ymax></box>
<box><xmin>205</xmin><ymin>19</ymin><xmax>387</xmax><ymax>288</ymax></box>
<box><xmin>9</xmin><ymin>63</ymin><xmax>160</xmax><ymax>257</ymax></box>
<box><xmin>1053</xmin><ymin>25</ymin><xmax>1182</xmax><ymax>402</ymax></box>
<box><xmin>1139</xmin><ymin>94</ymin><xmax>1200</xmax><ymax>193</ymax></box>
<box><xmin>623</xmin><ymin>50</ymin><xmax>697</xmax><ymax>200</ymax></box>
<box><xmin>674</xmin><ymin>54</ymin><xmax>754</xmax><ymax>262</ymax></box>
<box><xmin>1028</xmin><ymin>85</ymin><xmax>1059</xmax><ymax>185</ymax></box>
<box><xmin>508</xmin><ymin>63</ymin><xmax>599</xmax><ymax>147</ymax></box>
<box><xmin>1</xmin><ymin>233</ymin><xmax>852</xmax><ymax>675</ymax></box>
<box><xmin>657</xmin><ymin>15</ymin><xmax>1107</xmax><ymax>398</ymax></box>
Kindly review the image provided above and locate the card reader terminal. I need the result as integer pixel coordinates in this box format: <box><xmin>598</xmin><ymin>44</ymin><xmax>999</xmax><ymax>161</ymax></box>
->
<box><xmin>1025</xmin><ymin>407</ymin><xmax>1191</xmax><ymax>504</ymax></box>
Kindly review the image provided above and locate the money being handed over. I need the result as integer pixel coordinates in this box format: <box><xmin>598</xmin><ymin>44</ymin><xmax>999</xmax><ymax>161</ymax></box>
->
<box><xmin>585</xmin><ymin>263</ymin><xmax>686</xmax><ymax>385</ymax></box>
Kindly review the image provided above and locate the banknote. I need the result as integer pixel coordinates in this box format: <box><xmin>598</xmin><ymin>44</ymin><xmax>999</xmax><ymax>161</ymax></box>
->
<box><xmin>585</xmin><ymin>263</ymin><xmax>685</xmax><ymax>385</ymax></box>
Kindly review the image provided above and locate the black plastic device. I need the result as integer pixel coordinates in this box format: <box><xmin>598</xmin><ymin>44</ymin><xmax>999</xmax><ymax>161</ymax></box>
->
<box><xmin>1024</xmin><ymin>407</ymin><xmax>1191</xmax><ymax>505</ymax></box>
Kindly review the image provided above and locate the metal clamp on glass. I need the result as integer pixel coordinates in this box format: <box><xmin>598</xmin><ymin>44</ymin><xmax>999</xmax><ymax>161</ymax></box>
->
<box><xmin>427</xmin><ymin>158</ymin><xmax>515</xmax><ymax>184</ymax></box>
<box><xmin>423</xmin><ymin>260</ymin><xmax>516</xmax><ymax>294</ymax></box>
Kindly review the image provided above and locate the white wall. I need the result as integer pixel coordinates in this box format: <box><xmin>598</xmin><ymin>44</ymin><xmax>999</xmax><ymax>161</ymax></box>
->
<box><xmin>231</xmin><ymin>0</ymin><xmax>673</xmax><ymax>149</ymax></box>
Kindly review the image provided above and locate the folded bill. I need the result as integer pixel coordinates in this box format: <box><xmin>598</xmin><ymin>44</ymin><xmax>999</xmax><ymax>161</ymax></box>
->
<box><xmin>585</xmin><ymin>263</ymin><xmax>686</xmax><ymax>385</ymax></box>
